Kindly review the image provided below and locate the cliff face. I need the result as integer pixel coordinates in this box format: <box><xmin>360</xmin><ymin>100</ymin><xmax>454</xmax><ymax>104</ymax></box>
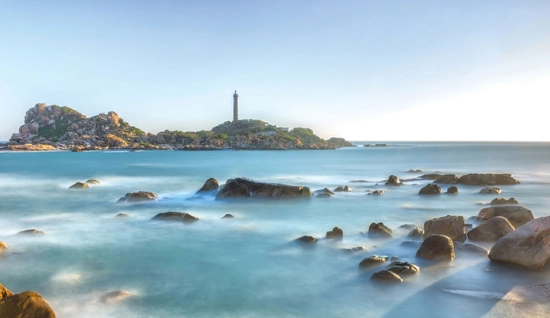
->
<box><xmin>7</xmin><ymin>103</ymin><xmax>353</xmax><ymax>151</ymax></box>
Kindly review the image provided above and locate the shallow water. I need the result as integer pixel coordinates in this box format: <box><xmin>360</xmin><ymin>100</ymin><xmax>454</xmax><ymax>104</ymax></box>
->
<box><xmin>1</xmin><ymin>142</ymin><xmax>550</xmax><ymax>317</ymax></box>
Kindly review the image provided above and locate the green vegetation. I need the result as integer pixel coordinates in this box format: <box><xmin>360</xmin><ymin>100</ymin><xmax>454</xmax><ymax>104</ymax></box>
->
<box><xmin>37</xmin><ymin>122</ymin><xmax>71</xmax><ymax>142</ymax></box>
<box><xmin>289</xmin><ymin>128</ymin><xmax>325</xmax><ymax>144</ymax></box>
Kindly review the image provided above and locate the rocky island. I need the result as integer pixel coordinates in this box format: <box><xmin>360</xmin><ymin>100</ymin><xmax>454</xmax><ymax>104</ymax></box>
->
<box><xmin>2</xmin><ymin>103</ymin><xmax>353</xmax><ymax>151</ymax></box>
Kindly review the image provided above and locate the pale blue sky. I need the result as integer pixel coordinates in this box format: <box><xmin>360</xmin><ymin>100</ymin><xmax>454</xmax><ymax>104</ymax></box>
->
<box><xmin>1</xmin><ymin>0</ymin><xmax>549</xmax><ymax>141</ymax></box>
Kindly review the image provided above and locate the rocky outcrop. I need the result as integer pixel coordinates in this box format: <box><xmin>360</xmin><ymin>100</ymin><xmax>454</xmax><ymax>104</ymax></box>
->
<box><xmin>368</xmin><ymin>223</ymin><xmax>392</xmax><ymax>238</ymax></box>
<box><xmin>69</xmin><ymin>182</ymin><xmax>89</xmax><ymax>189</ymax></box>
<box><xmin>458</xmin><ymin>173</ymin><xmax>520</xmax><ymax>185</ymax></box>
<box><xmin>5</xmin><ymin>144</ymin><xmax>57</xmax><ymax>151</ymax></box>
<box><xmin>424</xmin><ymin>215</ymin><xmax>466</xmax><ymax>242</ymax></box>
<box><xmin>334</xmin><ymin>186</ymin><xmax>352</xmax><ymax>192</ymax></box>
<box><xmin>477</xmin><ymin>206</ymin><xmax>534</xmax><ymax>228</ymax></box>
<box><xmin>18</xmin><ymin>229</ymin><xmax>45</xmax><ymax>235</ymax></box>
<box><xmin>420</xmin><ymin>174</ymin><xmax>442</xmax><ymax>180</ymax></box>
<box><xmin>489</xmin><ymin>216</ymin><xmax>550</xmax><ymax>269</ymax></box>
<box><xmin>419</xmin><ymin>183</ymin><xmax>442</xmax><ymax>195</ymax></box>
<box><xmin>0</xmin><ymin>284</ymin><xmax>56</xmax><ymax>318</ymax></box>
<box><xmin>216</xmin><ymin>180</ymin><xmax>250</xmax><ymax>199</ymax></box>
<box><xmin>434</xmin><ymin>174</ymin><xmax>459</xmax><ymax>184</ymax></box>
<box><xmin>490</xmin><ymin>197</ymin><xmax>518</xmax><ymax>205</ymax></box>
<box><xmin>387</xmin><ymin>261</ymin><xmax>420</xmax><ymax>275</ymax></box>
<box><xmin>447</xmin><ymin>186</ymin><xmax>458</xmax><ymax>194</ymax></box>
<box><xmin>151</xmin><ymin>212</ymin><xmax>198</xmax><ymax>222</ymax></box>
<box><xmin>467</xmin><ymin>216</ymin><xmax>515</xmax><ymax>242</ymax></box>
<box><xmin>371</xmin><ymin>270</ymin><xmax>403</xmax><ymax>283</ymax></box>
<box><xmin>216</xmin><ymin>178</ymin><xmax>312</xmax><ymax>200</ymax></box>
<box><xmin>326</xmin><ymin>137</ymin><xmax>354</xmax><ymax>148</ymax></box>
<box><xmin>326</xmin><ymin>227</ymin><xmax>343</xmax><ymax>239</ymax></box>
<box><xmin>416</xmin><ymin>234</ymin><xmax>455</xmax><ymax>261</ymax></box>
<box><xmin>385</xmin><ymin>175</ymin><xmax>403</xmax><ymax>186</ymax></box>
<box><xmin>359</xmin><ymin>256</ymin><xmax>387</xmax><ymax>268</ymax></box>
<box><xmin>117</xmin><ymin>191</ymin><xmax>158</xmax><ymax>203</ymax></box>
<box><xmin>480</xmin><ymin>187</ymin><xmax>502</xmax><ymax>194</ymax></box>
<box><xmin>196</xmin><ymin>178</ymin><xmax>219</xmax><ymax>193</ymax></box>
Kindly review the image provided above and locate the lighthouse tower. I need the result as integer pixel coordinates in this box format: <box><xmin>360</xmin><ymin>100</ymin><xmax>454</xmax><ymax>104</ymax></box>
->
<box><xmin>233</xmin><ymin>90</ymin><xmax>239</xmax><ymax>122</ymax></box>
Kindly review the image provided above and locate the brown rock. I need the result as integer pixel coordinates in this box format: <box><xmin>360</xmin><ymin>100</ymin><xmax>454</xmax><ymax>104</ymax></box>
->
<box><xmin>434</xmin><ymin>174</ymin><xmax>459</xmax><ymax>184</ymax></box>
<box><xmin>334</xmin><ymin>186</ymin><xmax>352</xmax><ymax>192</ymax></box>
<box><xmin>477</xmin><ymin>205</ymin><xmax>534</xmax><ymax>228</ymax></box>
<box><xmin>196</xmin><ymin>178</ymin><xmax>219</xmax><ymax>193</ymax></box>
<box><xmin>459</xmin><ymin>173</ymin><xmax>520</xmax><ymax>185</ymax></box>
<box><xmin>69</xmin><ymin>182</ymin><xmax>89</xmax><ymax>189</ymax></box>
<box><xmin>416</xmin><ymin>234</ymin><xmax>455</xmax><ymax>261</ymax></box>
<box><xmin>490</xmin><ymin>197</ymin><xmax>518</xmax><ymax>205</ymax></box>
<box><xmin>215</xmin><ymin>180</ymin><xmax>250</xmax><ymax>199</ymax></box>
<box><xmin>387</xmin><ymin>261</ymin><xmax>420</xmax><ymax>275</ymax></box>
<box><xmin>371</xmin><ymin>270</ymin><xmax>403</xmax><ymax>283</ymax></box>
<box><xmin>115</xmin><ymin>213</ymin><xmax>129</xmax><ymax>218</ymax></box>
<box><xmin>326</xmin><ymin>227</ymin><xmax>343</xmax><ymax>239</ymax></box>
<box><xmin>117</xmin><ymin>191</ymin><xmax>158</xmax><ymax>203</ymax></box>
<box><xmin>467</xmin><ymin>216</ymin><xmax>515</xmax><ymax>242</ymax></box>
<box><xmin>424</xmin><ymin>215</ymin><xmax>466</xmax><ymax>242</ymax></box>
<box><xmin>100</xmin><ymin>290</ymin><xmax>132</xmax><ymax>303</ymax></box>
<box><xmin>151</xmin><ymin>212</ymin><xmax>198</xmax><ymax>222</ymax></box>
<box><xmin>480</xmin><ymin>187</ymin><xmax>502</xmax><ymax>194</ymax></box>
<box><xmin>221</xmin><ymin>214</ymin><xmax>235</xmax><ymax>219</ymax></box>
<box><xmin>359</xmin><ymin>256</ymin><xmax>388</xmax><ymax>268</ymax></box>
<box><xmin>419</xmin><ymin>183</ymin><xmax>442</xmax><ymax>195</ymax></box>
<box><xmin>18</xmin><ymin>229</ymin><xmax>45</xmax><ymax>235</ymax></box>
<box><xmin>0</xmin><ymin>284</ymin><xmax>56</xmax><ymax>318</ymax></box>
<box><xmin>297</xmin><ymin>235</ymin><xmax>317</xmax><ymax>243</ymax></box>
<box><xmin>85</xmin><ymin>179</ymin><xmax>100</xmax><ymax>184</ymax></box>
<box><xmin>408</xmin><ymin>228</ymin><xmax>424</xmax><ymax>239</ymax></box>
<box><xmin>385</xmin><ymin>175</ymin><xmax>403</xmax><ymax>186</ymax></box>
<box><xmin>447</xmin><ymin>186</ymin><xmax>459</xmax><ymax>194</ymax></box>
<box><xmin>368</xmin><ymin>222</ymin><xmax>392</xmax><ymax>238</ymax></box>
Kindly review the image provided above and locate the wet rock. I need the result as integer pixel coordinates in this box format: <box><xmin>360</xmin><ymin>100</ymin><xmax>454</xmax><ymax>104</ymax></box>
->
<box><xmin>424</xmin><ymin>215</ymin><xmax>466</xmax><ymax>242</ymax></box>
<box><xmin>296</xmin><ymin>235</ymin><xmax>317</xmax><ymax>243</ymax></box>
<box><xmin>17</xmin><ymin>229</ymin><xmax>45</xmax><ymax>235</ymax></box>
<box><xmin>387</xmin><ymin>261</ymin><xmax>420</xmax><ymax>275</ymax></box>
<box><xmin>115</xmin><ymin>213</ymin><xmax>129</xmax><ymax>218</ymax></box>
<box><xmin>371</xmin><ymin>270</ymin><xmax>403</xmax><ymax>283</ymax></box>
<box><xmin>420</xmin><ymin>174</ymin><xmax>442</xmax><ymax>180</ymax></box>
<box><xmin>359</xmin><ymin>256</ymin><xmax>388</xmax><ymax>268</ymax></box>
<box><xmin>216</xmin><ymin>180</ymin><xmax>250</xmax><ymax>199</ymax></box>
<box><xmin>370</xmin><ymin>190</ymin><xmax>384</xmax><ymax>196</ymax></box>
<box><xmin>385</xmin><ymin>175</ymin><xmax>403</xmax><ymax>186</ymax></box>
<box><xmin>326</xmin><ymin>227</ymin><xmax>343</xmax><ymax>239</ymax></box>
<box><xmin>117</xmin><ymin>191</ymin><xmax>158</xmax><ymax>203</ymax></box>
<box><xmin>151</xmin><ymin>212</ymin><xmax>199</xmax><ymax>222</ymax></box>
<box><xmin>315</xmin><ymin>188</ymin><xmax>334</xmax><ymax>198</ymax></box>
<box><xmin>399</xmin><ymin>224</ymin><xmax>419</xmax><ymax>230</ymax></box>
<box><xmin>419</xmin><ymin>183</ymin><xmax>442</xmax><ymax>195</ymax></box>
<box><xmin>0</xmin><ymin>284</ymin><xmax>56</xmax><ymax>317</ymax></box>
<box><xmin>196</xmin><ymin>177</ymin><xmax>219</xmax><ymax>193</ymax></box>
<box><xmin>100</xmin><ymin>290</ymin><xmax>133</xmax><ymax>303</ymax></box>
<box><xmin>407</xmin><ymin>169</ymin><xmax>423</xmax><ymax>173</ymax></box>
<box><xmin>453</xmin><ymin>242</ymin><xmax>488</xmax><ymax>256</ymax></box>
<box><xmin>416</xmin><ymin>234</ymin><xmax>455</xmax><ymax>261</ymax></box>
<box><xmin>447</xmin><ymin>186</ymin><xmax>458</xmax><ymax>194</ymax></box>
<box><xmin>459</xmin><ymin>173</ymin><xmax>520</xmax><ymax>185</ymax></box>
<box><xmin>467</xmin><ymin>216</ymin><xmax>515</xmax><ymax>242</ymax></box>
<box><xmin>489</xmin><ymin>216</ymin><xmax>550</xmax><ymax>269</ymax></box>
<box><xmin>334</xmin><ymin>186</ymin><xmax>352</xmax><ymax>192</ymax></box>
<box><xmin>69</xmin><ymin>182</ymin><xmax>89</xmax><ymax>189</ymax></box>
<box><xmin>221</xmin><ymin>214</ymin><xmax>235</xmax><ymax>219</ymax></box>
<box><xmin>490</xmin><ymin>197</ymin><xmax>518</xmax><ymax>205</ymax></box>
<box><xmin>408</xmin><ymin>228</ymin><xmax>424</xmax><ymax>239</ymax></box>
<box><xmin>368</xmin><ymin>222</ymin><xmax>393</xmax><ymax>238</ymax></box>
<box><xmin>0</xmin><ymin>242</ymin><xmax>7</xmax><ymax>254</ymax></box>
<box><xmin>401</xmin><ymin>240</ymin><xmax>422</xmax><ymax>248</ymax></box>
<box><xmin>217</xmin><ymin>178</ymin><xmax>311</xmax><ymax>200</ymax></box>
<box><xmin>434</xmin><ymin>174</ymin><xmax>459</xmax><ymax>184</ymax></box>
<box><xmin>480</xmin><ymin>187</ymin><xmax>502</xmax><ymax>194</ymax></box>
<box><xmin>341</xmin><ymin>246</ymin><xmax>366</xmax><ymax>253</ymax></box>
<box><xmin>477</xmin><ymin>205</ymin><xmax>534</xmax><ymax>228</ymax></box>
<box><xmin>86</xmin><ymin>179</ymin><xmax>100</xmax><ymax>184</ymax></box>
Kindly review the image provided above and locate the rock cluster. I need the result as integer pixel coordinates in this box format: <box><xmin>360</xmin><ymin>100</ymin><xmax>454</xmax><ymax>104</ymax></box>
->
<box><xmin>216</xmin><ymin>178</ymin><xmax>312</xmax><ymax>200</ymax></box>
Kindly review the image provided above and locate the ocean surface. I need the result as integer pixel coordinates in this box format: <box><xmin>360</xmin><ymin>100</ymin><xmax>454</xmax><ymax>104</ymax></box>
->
<box><xmin>1</xmin><ymin>142</ymin><xmax>550</xmax><ymax>317</ymax></box>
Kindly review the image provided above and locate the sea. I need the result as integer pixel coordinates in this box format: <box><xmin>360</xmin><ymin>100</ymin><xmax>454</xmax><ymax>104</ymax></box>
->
<box><xmin>1</xmin><ymin>142</ymin><xmax>550</xmax><ymax>318</ymax></box>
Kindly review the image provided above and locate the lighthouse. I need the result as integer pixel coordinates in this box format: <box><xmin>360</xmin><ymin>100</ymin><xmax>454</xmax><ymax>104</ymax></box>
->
<box><xmin>233</xmin><ymin>90</ymin><xmax>239</xmax><ymax>122</ymax></box>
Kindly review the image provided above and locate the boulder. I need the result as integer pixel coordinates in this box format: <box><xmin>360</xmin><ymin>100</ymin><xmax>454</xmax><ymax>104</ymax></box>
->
<box><xmin>477</xmin><ymin>205</ymin><xmax>534</xmax><ymax>228</ymax></box>
<box><xmin>196</xmin><ymin>178</ymin><xmax>219</xmax><ymax>193</ymax></box>
<box><xmin>315</xmin><ymin>188</ymin><xmax>334</xmax><ymax>198</ymax></box>
<box><xmin>467</xmin><ymin>216</ymin><xmax>515</xmax><ymax>242</ymax></box>
<box><xmin>368</xmin><ymin>190</ymin><xmax>384</xmax><ymax>196</ymax></box>
<box><xmin>221</xmin><ymin>214</ymin><xmax>235</xmax><ymax>219</ymax></box>
<box><xmin>424</xmin><ymin>215</ymin><xmax>466</xmax><ymax>242</ymax></box>
<box><xmin>420</xmin><ymin>174</ymin><xmax>442</xmax><ymax>180</ymax></box>
<box><xmin>18</xmin><ymin>229</ymin><xmax>45</xmax><ymax>235</ymax></box>
<box><xmin>447</xmin><ymin>186</ymin><xmax>458</xmax><ymax>194</ymax></box>
<box><xmin>371</xmin><ymin>270</ymin><xmax>403</xmax><ymax>283</ymax></box>
<box><xmin>117</xmin><ymin>191</ymin><xmax>158</xmax><ymax>203</ymax></box>
<box><xmin>326</xmin><ymin>227</ymin><xmax>343</xmax><ymax>239</ymax></box>
<box><xmin>216</xmin><ymin>178</ymin><xmax>312</xmax><ymax>200</ymax></box>
<box><xmin>399</xmin><ymin>224</ymin><xmax>419</xmax><ymax>230</ymax></box>
<box><xmin>69</xmin><ymin>182</ymin><xmax>89</xmax><ymax>189</ymax></box>
<box><xmin>408</xmin><ymin>228</ymin><xmax>424</xmax><ymax>239</ymax></box>
<box><xmin>341</xmin><ymin>246</ymin><xmax>366</xmax><ymax>253</ymax></box>
<box><xmin>416</xmin><ymin>234</ymin><xmax>455</xmax><ymax>261</ymax></box>
<box><xmin>151</xmin><ymin>212</ymin><xmax>198</xmax><ymax>223</ymax></box>
<box><xmin>489</xmin><ymin>216</ymin><xmax>550</xmax><ymax>269</ymax></box>
<box><xmin>459</xmin><ymin>173</ymin><xmax>520</xmax><ymax>185</ymax></box>
<box><xmin>385</xmin><ymin>175</ymin><xmax>403</xmax><ymax>186</ymax></box>
<box><xmin>368</xmin><ymin>222</ymin><xmax>392</xmax><ymax>238</ymax></box>
<box><xmin>100</xmin><ymin>290</ymin><xmax>133</xmax><ymax>303</ymax></box>
<box><xmin>216</xmin><ymin>180</ymin><xmax>250</xmax><ymax>199</ymax></box>
<box><xmin>0</xmin><ymin>284</ymin><xmax>56</xmax><ymax>318</ymax></box>
<box><xmin>407</xmin><ymin>169</ymin><xmax>422</xmax><ymax>173</ymax></box>
<box><xmin>359</xmin><ymin>256</ymin><xmax>388</xmax><ymax>268</ymax></box>
<box><xmin>434</xmin><ymin>174</ymin><xmax>459</xmax><ymax>184</ymax></box>
<box><xmin>419</xmin><ymin>183</ymin><xmax>442</xmax><ymax>195</ymax></box>
<box><xmin>296</xmin><ymin>235</ymin><xmax>317</xmax><ymax>243</ymax></box>
<box><xmin>453</xmin><ymin>242</ymin><xmax>489</xmax><ymax>256</ymax></box>
<box><xmin>490</xmin><ymin>197</ymin><xmax>518</xmax><ymax>205</ymax></box>
<box><xmin>85</xmin><ymin>179</ymin><xmax>100</xmax><ymax>184</ymax></box>
<box><xmin>480</xmin><ymin>187</ymin><xmax>502</xmax><ymax>194</ymax></box>
<box><xmin>387</xmin><ymin>261</ymin><xmax>420</xmax><ymax>275</ymax></box>
<box><xmin>115</xmin><ymin>213</ymin><xmax>129</xmax><ymax>218</ymax></box>
<box><xmin>334</xmin><ymin>186</ymin><xmax>352</xmax><ymax>192</ymax></box>
<box><xmin>0</xmin><ymin>242</ymin><xmax>7</xmax><ymax>254</ymax></box>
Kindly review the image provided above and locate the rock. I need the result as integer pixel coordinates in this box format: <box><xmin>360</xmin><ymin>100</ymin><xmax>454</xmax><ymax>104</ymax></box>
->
<box><xmin>467</xmin><ymin>216</ymin><xmax>515</xmax><ymax>242</ymax></box>
<box><xmin>434</xmin><ymin>174</ymin><xmax>459</xmax><ymax>184</ymax></box>
<box><xmin>85</xmin><ymin>179</ymin><xmax>100</xmax><ymax>184</ymax></box>
<box><xmin>0</xmin><ymin>284</ymin><xmax>56</xmax><ymax>318</ymax></box>
<box><xmin>399</xmin><ymin>224</ymin><xmax>419</xmax><ymax>230</ymax></box>
<box><xmin>424</xmin><ymin>215</ymin><xmax>466</xmax><ymax>242</ymax></box>
<box><xmin>453</xmin><ymin>242</ymin><xmax>489</xmax><ymax>256</ymax></box>
<box><xmin>196</xmin><ymin>178</ymin><xmax>219</xmax><ymax>193</ymax></box>
<box><xmin>326</xmin><ymin>227</ymin><xmax>343</xmax><ymax>239</ymax></box>
<box><xmin>216</xmin><ymin>180</ymin><xmax>250</xmax><ymax>199</ymax></box>
<box><xmin>221</xmin><ymin>214</ymin><xmax>235</xmax><ymax>219</ymax></box>
<box><xmin>18</xmin><ymin>229</ymin><xmax>45</xmax><ymax>235</ymax></box>
<box><xmin>115</xmin><ymin>213</ymin><xmax>129</xmax><ymax>218</ymax></box>
<box><xmin>419</xmin><ymin>183</ymin><xmax>442</xmax><ymax>195</ymax></box>
<box><xmin>334</xmin><ymin>186</ymin><xmax>352</xmax><ymax>192</ymax></box>
<box><xmin>477</xmin><ymin>205</ymin><xmax>534</xmax><ymax>228</ymax></box>
<box><xmin>69</xmin><ymin>182</ymin><xmax>89</xmax><ymax>189</ymax></box>
<box><xmin>371</xmin><ymin>190</ymin><xmax>384</xmax><ymax>196</ymax></box>
<box><xmin>368</xmin><ymin>223</ymin><xmax>392</xmax><ymax>238</ymax></box>
<box><xmin>341</xmin><ymin>246</ymin><xmax>366</xmax><ymax>253</ymax></box>
<box><xmin>401</xmin><ymin>240</ymin><xmax>422</xmax><ymax>248</ymax></box>
<box><xmin>315</xmin><ymin>188</ymin><xmax>334</xmax><ymax>198</ymax></box>
<box><xmin>490</xmin><ymin>197</ymin><xmax>518</xmax><ymax>205</ymax></box>
<box><xmin>316</xmin><ymin>193</ymin><xmax>332</xmax><ymax>198</ymax></box>
<box><xmin>420</xmin><ymin>174</ymin><xmax>442</xmax><ymax>180</ymax></box>
<box><xmin>387</xmin><ymin>261</ymin><xmax>420</xmax><ymax>275</ymax></box>
<box><xmin>296</xmin><ymin>235</ymin><xmax>317</xmax><ymax>243</ymax></box>
<box><xmin>408</xmin><ymin>228</ymin><xmax>424</xmax><ymax>239</ymax></box>
<box><xmin>489</xmin><ymin>216</ymin><xmax>550</xmax><ymax>269</ymax></box>
<box><xmin>100</xmin><ymin>290</ymin><xmax>133</xmax><ymax>303</ymax></box>
<box><xmin>416</xmin><ymin>234</ymin><xmax>455</xmax><ymax>261</ymax></box>
<box><xmin>0</xmin><ymin>242</ymin><xmax>7</xmax><ymax>254</ymax></box>
<box><xmin>480</xmin><ymin>187</ymin><xmax>502</xmax><ymax>194</ymax></box>
<box><xmin>407</xmin><ymin>169</ymin><xmax>422</xmax><ymax>173</ymax></box>
<box><xmin>117</xmin><ymin>191</ymin><xmax>158</xmax><ymax>203</ymax></box>
<box><xmin>359</xmin><ymin>256</ymin><xmax>388</xmax><ymax>268</ymax></box>
<box><xmin>447</xmin><ymin>186</ymin><xmax>459</xmax><ymax>194</ymax></box>
<box><xmin>151</xmin><ymin>212</ymin><xmax>199</xmax><ymax>222</ymax></box>
<box><xmin>216</xmin><ymin>178</ymin><xmax>312</xmax><ymax>200</ymax></box>
<box><xmin>459</xmin><ymin>173</ymin><xmax>520</xmax><ymax>185</ymax></box>
<box><xmin>371</xmin><ymin>270</ymin><xmax>403</xmax><ymax>283</ymax></box>
<box><xmin>385</xmin><ymin>175</ymin><xmax>403</xmax><ymax>186</ymax></box>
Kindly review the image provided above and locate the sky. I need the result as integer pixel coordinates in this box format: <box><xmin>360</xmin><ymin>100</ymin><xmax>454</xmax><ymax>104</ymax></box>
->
<box><xmin>1</xmin><ymin>0</ymin><xmax>549</xmax><ymax>141</ymax></box>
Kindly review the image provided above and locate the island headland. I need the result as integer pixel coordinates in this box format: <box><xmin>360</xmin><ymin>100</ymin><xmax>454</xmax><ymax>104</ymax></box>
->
<box><xmin>2</xmin><ymin>103</ymin><xmax>353</xmax><ymax>151</ymax></box>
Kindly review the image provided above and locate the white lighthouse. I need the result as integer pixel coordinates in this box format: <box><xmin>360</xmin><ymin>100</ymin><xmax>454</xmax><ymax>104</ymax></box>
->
<box><xmin>233</xmin><ymin>90</ymin><xmax>239</xmax><ymax>122</ymax></box>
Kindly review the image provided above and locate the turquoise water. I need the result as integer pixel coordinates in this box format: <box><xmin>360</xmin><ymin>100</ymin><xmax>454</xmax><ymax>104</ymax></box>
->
<box><xmin>1</xmin><ymin>143</ymin><xmax>550</xmax><ymax>317</ymax></box>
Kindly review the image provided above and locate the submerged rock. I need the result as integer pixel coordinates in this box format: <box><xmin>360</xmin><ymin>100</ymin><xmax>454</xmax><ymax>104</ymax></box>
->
<box><xmin>459</xmin><ymin>173</ymin><xmax>520</xmax><ymax>185</ymax></box>
<box><xmin>490</xmin><ymin>197</ymin><xmax>518</xmax><ymax>205</ymax></box>
<box><xmin>385</xmin><ymin>175</ymin><xmax>403</xmax><ymax>186</ymax></box>
<box><xmin>359</xmin><ymin>256</ymin><xmax>388</xmax><ymax>268</ymax></box>
<box><xmin>477</xmin><ymin>205</ymin><xmax>534</xmax><ymax>228</ymax></box>
<box><xmin>467</xmin><ymin>216</ymin><xmax>515</xmax><ymax>242</ymax></box>
<box><xmin>216</xmin><ymin>177</ymin><xmax>312</xmax><ymax>200</ymax></box>
<box><xmin>387</xmin><ymin>261</ymin><xmax>420</xmax><ymax>275</ymax></box>
<box><xmin>416</xmin><ymin>234</ymin><xmax>455</xmax><ymax>261</ymax></box>
<box><xmin>334</xmin><ymin>186</ymin><xmax>352</xmax><ymax>192</ymax></box>
<box><xmin>369</xmin><ymin>190</ymin><xmax>385</xmax><ymax>196</ymax></box>
<box><xmin>117</xmin><ymin>191</ymin><xmax>158</xmax><ymax>203</ymax></box>
<box><xmin>0</xmin><ymin>242</ymin><xmax>7</xmax><ymax>254</ymax></box>
<box><xmin>100</xmin><ymin>290</ymin><xmax>133</xmax><ymax>303</ymax></box>
<box><xmin>115</xmin><ymin>213</ymin><xmax>129</xmax><ymax>218</ymax></box>
<box><xmin>371</xmin><ymin>270</ymin><xmax>403</xmax><ymax>283</ymax></box>
<box><xmin>447</xmin><ymin>186</ymin><xmax>459</xmax><ymax>194</ymax></box>
<box><xmin>17</xmin><ymin>229</ymin><xmax>45</xmax><ymax>235</ymax></box>
<box><xmin>434</xmin><ymin>174</ymin><xmax>459</xmax><ymax>184</ymax></box>
<box><xmin>424</xmin><ymin>215</ymin><xmax>466</xmax><ymax>242</ymax></box>
<box><xmin>216</xmin><ymin>180</ymin><xmax>250</xmax><ymax>199</ymax></box>
<box><xmin>368</xmin><ymin>222</ymin><xmax>392</xmax><ymax>238</ymax></box>
<box><xmin>480</xmin><ymin>187</ymin><xmax>502</xmax><ymax>194</ymax></box>
<box><xmin>408</xmin><ymin>228</ymin><xmax>424</xmax><ymax>239</ymax></box>
<box><xmin>489</xmin><ymin>216</ymin><xmax>550</xmax><ymax>269</ymax></box>
<box><xmin>196</xmin><ymin>178</ymin><xmax>219</xmax><ymax>193</ymax></box>
<box><xmin>0</xmin><ymin>284</ymin><xmax>56</xmax><ymax>318</ymax></box>
<box><xmin>419</xmin><ymin>183</ymin><xmax>442</xmax><ymax>195</ymax></box>
<box><xmin>326</xmin><ymin>227</ymin><xmax>343</xmax><ymax>239</ymax></box>
<box><xmin>296</xmin><ymin>235</ymin><xmax>317</xmax><ymax>243</ymax></box>
<box><xmin>341</xmin><ymin>246</ymin><xmax>366</xmax><ymax>253</ymax></box>
<box><xmin>151</xmin><ymin>212</ymin><xmax>198</xmax><ymax>222</ymax></box>
<box><xmin>315</xmin><ymin>188</ymin><xmax>334</xmax><ymax>198</ymax></box>
<box><xmin>221</xmin><ymin>214</ymin><xmax>235</xmax><ymax>219</ymax></box>
<box><xmin>69</xmin><ymin>182</ymin><xmax>89</xmax><ymax>189</ymax></box>
<box><xmin>86</xmin><ymin>179</ymin><xmax>100</xmax><ymax>184</ymax></box>
<box><xmin>453</xmin><ymin>242</ymin><xmax>489</xmax><ymax>256</ymax></box>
